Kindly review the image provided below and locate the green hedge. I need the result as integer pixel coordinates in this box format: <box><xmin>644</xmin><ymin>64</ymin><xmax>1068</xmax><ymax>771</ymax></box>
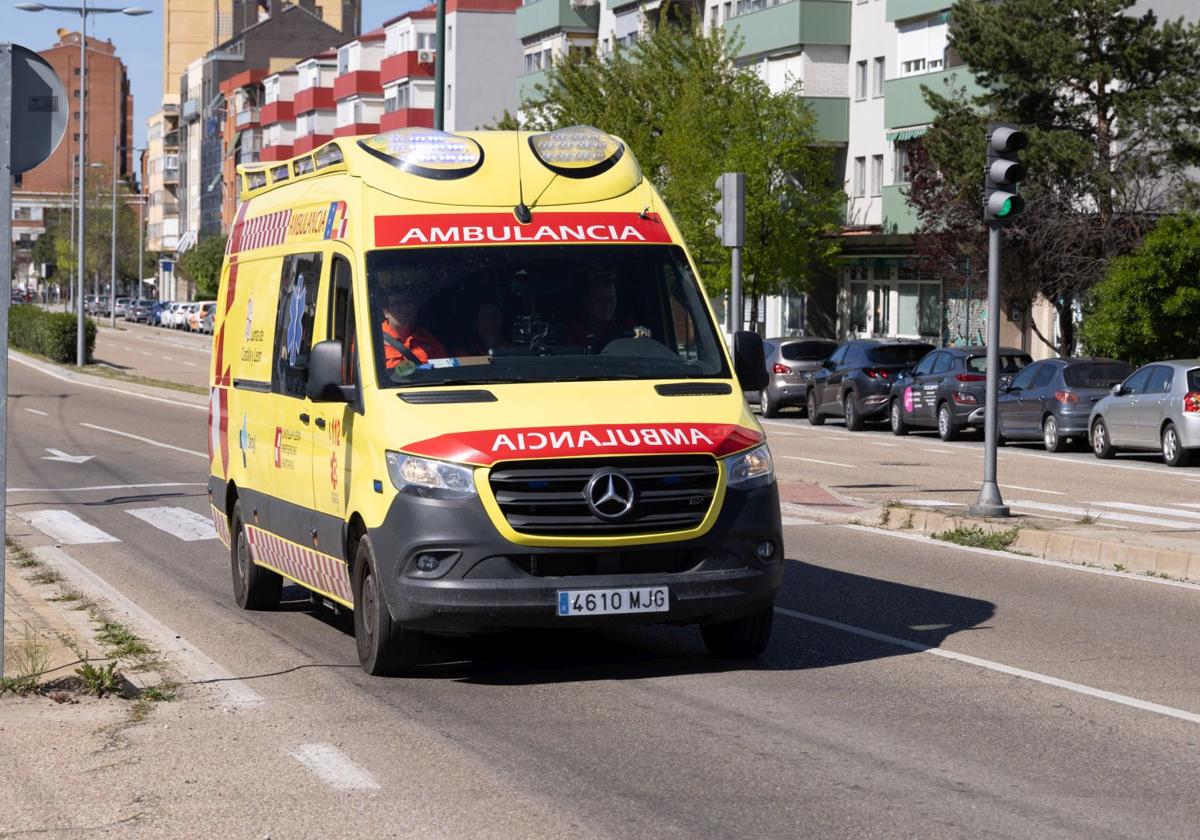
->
<box><xmin>8</xmin><ymin>305</ymin><xmax>96</xmax><ymax>364</ymax></box>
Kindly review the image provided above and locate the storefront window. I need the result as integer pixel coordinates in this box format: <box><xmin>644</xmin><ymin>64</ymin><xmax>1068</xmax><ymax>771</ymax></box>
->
<box><xmin>850</xmin><ymin>282</ymin><xmax>867</xmax><ymax>333</ymax></box>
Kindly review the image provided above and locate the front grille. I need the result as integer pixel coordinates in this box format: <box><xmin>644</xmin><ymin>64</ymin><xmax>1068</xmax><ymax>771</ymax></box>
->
<box><xmin>509</xmin><ymin>550</ymin><xmax>702</xmax><ymax>577</ymax></box>
<box><xmin>489</xmin><ymin>455</ymin><xmax>719</xmax><ymax>536</ymax></box>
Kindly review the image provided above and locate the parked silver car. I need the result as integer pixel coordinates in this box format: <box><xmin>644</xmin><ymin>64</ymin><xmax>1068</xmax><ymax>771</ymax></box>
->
<box><xmin>746</xmin><ymin>337</ymin><xmax>838</xmax><ymax>417</ymax></box>
<box><xmin>1089</xmin><ymin>360</ymin><xmax>1200</xmax><ymax>467</ymax></box>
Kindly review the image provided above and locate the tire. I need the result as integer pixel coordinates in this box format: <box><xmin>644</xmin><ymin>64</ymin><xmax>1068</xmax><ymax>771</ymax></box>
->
<box><xmin>844</xmin><ymin>393</ymin><xmax>864</xmax><ymax>431</ymax></box>
<box><xmin>760</xmin><ymin>388</ymin><xmax>778</xmax><ymax>419</ymax></box>
<box><xmin>807</xmin><ymin>390</ymin><xmax>825</xmax><ymax>426</ymax></box>
<box><xmin>230</xmin><ymin>500</ymin><xmax>281</xmax><ymax>610</ymax></box>
<box><xmin>1042</xmin><ymin>415</ymin><xmax>1067</xmax><ymax>453</ymax></box>
<box><xmin>1162</xmin><ymin>423</ymin><xmax>1192</xmax><ymax>467</ymax></box>
<box><xmin>1091</xmin><ymin>417</ymin><xmax>1116</xmax><ymax>459</ymax></box>
<box><xmin>890</xmin><ymin>398</ymin><xmax>909</xmax><ymax>436</ymax></box>
<box><xmin>937</xmin><ymin>403</ymin><xmax>960</xmax><ymax>441</ymax></box>
<box><xmin>352</xmin><ymin>535</ymin><xmax>420</xmax><ymax>676</ymax></box>
<box><xmin>701</xmin><ymin>604</ymin><xmax>774</xmax><ymax>659</ymax></box>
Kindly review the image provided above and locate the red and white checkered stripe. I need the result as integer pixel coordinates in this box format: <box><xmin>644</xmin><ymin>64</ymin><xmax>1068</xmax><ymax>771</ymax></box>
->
<box><xmin>246</xmin><ymin>525</ymin><xmax>353</xmax><ymax>605</ymax></box>
<box><xmin>210</xmin><ymin>504</ymin><xmax>231</xmax><ymax>549</ymax></box>
<box><xmin>238</xmin><ymin>209</ymin><xmax>292</xmax><ymax>253</ymax></box>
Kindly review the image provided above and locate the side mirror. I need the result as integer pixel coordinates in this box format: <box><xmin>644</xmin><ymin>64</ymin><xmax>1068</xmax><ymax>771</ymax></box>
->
<box><xmin>732</xmin><ymin>331</ymin><xmax>768</xmax><ymax>392</ymax></box>
<box><xmin>1110</xmin><ymin>383</ymin><xmax>1123</xmax><ymax>397</ymax></box>
<box><xmin>306</xmin><ymin>340</ymin><xmax>351</xmax><ymax>403</ymax></box>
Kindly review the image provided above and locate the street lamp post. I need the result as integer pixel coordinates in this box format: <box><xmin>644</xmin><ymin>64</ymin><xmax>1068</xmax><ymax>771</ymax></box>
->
<box><xmin>136</xmin><ymin>147</ymin><xmax>145</xmax><ymax>304</ymax></box>
<box><xmin>109</xmin><ymin>132</ymin><xmax>117</xmax><ymax>328</ymax></box>
<box><xmin>16</xmin><ymin>2</ymin><xmax>152</xmax><ymax>364</ymax></box>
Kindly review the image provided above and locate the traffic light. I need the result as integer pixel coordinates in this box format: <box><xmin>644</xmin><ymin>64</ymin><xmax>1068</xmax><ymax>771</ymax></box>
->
<box><xmin>714</xmin><ymin>172</ymin><xmax>745</xmax><ymax>247</ymax></box>
<box><xmin>984</xmin><ymin>123</ymin><xmax>1027</xmax><ymax>223</ymax></box>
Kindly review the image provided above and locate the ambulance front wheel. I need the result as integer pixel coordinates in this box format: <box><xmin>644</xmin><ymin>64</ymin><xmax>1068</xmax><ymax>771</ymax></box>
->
<box><xmin>231</xmin><ymin>501</ymin><xmax>281</xmax><ymax>610</ymax></box>
<box><xmin>353</xmin><ymin>535</ymin><xmax>421</xmax><ymax>676</ymax></box>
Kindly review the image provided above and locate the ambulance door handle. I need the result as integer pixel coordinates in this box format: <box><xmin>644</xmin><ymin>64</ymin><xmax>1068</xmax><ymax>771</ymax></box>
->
<box><xmin>315</xmin><ymin>418</ymin><xmax>326</xmax><ymax>430</ymax></box>
<box><xmin>299</xmin><ymin>413</ymin><xmax>310</xmax><ymax>425</ymax></box>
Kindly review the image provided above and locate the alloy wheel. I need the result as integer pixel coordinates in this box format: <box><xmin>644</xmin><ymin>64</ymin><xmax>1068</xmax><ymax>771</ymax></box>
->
<box><xmin>1043</xmin><ymin>417</ymin><xmax>1058</xmax><ymax>450</ymax></box>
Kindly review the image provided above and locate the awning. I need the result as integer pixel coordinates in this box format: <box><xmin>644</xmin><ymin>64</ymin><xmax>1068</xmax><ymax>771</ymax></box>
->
<box><xmin>176</xmin><ymin>229</ymin><xmax>198</xmax><ymax>254</ymax></box>
<box><xmin>886</xmin><ymin>126</ymin><xmax>928</xmax><ymax>143</ymax></box>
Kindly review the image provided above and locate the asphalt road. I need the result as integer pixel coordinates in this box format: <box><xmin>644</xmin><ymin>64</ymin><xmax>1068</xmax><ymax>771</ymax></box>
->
<box><xmin>7</xmin><ymin>357</ymin><xmax>1200</xmax><ymax>838</ymax></box>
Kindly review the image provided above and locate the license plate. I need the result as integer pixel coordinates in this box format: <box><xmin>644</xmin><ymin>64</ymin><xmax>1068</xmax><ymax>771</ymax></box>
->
<box><xmin>557</xmin><ymin>586</ymin><xmax>669</xmax><ymax>617</ymax></box>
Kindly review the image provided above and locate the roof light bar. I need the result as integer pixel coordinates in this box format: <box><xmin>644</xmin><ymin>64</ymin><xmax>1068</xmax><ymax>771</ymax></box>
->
<box><xmin>529</xmin><ymin>125</ymin><xmax>623</xmax><ymax>178</ymax></box>
<box><xmin>359</xmin><ymin>128</ymin><xmax>483</xmax><ymax>180</ymax></box>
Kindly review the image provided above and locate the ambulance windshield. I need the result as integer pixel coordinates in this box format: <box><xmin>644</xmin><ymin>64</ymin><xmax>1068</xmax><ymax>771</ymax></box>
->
<box><xmin>366</xmin><ymin>244</ymin><xmax>729</xmax><ymax>387</ymax></box>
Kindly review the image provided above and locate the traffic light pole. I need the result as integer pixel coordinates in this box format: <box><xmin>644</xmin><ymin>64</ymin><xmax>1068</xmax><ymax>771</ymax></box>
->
<box><xmin>730</xmin><ymin>244</ymin><xmax>742</xmax><ymax>332</ymax></box>
<box><xmin>969</xmin><ymin>223</ymin><xmax>1009</xmax><ymax>518</ymax></box>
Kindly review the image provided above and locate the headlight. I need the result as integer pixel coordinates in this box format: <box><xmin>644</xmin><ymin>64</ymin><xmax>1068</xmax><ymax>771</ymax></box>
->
<box><xmin>385</xmin><ymin>451</ymin><xmax>477</xmax><ymax>499</ymax></box>
<box><xmin>724</xmin><ymin>444</ymin><xmax>774</xmax><ymax>487</ymax></box>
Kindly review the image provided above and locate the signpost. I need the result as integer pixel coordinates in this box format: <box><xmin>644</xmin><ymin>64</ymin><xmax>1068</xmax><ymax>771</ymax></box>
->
<box><xmin>1</xmin><ymin>43</ymin><xmax>68</xmax><ymax>679</ymax></box>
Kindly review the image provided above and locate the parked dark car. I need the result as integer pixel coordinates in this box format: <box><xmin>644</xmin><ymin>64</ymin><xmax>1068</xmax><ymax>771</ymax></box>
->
<box><xmin>996</xmin><ymin>357</ymin><xmax>1132</xmax><ymax>452</ymax></box>
<box><xmin>746</xmin><ymin>337</ymin><xmax>838</xmax><ymax>417</ymax></box>
<box><xmin>125</xmin><ymin>299</ymin><xmax>156</xmax><ymax>322</ymax></box>
<box><xmin>807</xmin><ymin>339</ymin><xmax>935</xmax><ymax>430</ymax></box>
<box><xmin>889</xmin><ymin>346</ymin><xmax>1032</xmax><ymax>441</ymax></box>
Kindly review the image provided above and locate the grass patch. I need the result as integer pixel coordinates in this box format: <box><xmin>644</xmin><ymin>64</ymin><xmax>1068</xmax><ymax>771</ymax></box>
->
<box><xmin>0</xmin><ymin>623</ymin><xmax>53</xmax><ymax>695</ymax></box>
<box><xmin>27</xmin><ymin>568</ymin><xmax>63</xmax><ymax>585</ymax></box>
<box><xmin>932</xmin><ymin>524</ymin><xmax>1022</xmax><ymax>551</ymax></box>
<box><xmin>95</xmin><ymin>621</ymin><xmax>152</xmax><ymax>659</ymax></box>
<box><xmin>47</xmin><ymin>590</ymin><xmax>81</xmax><ymax>603</ymax></box>
<box><xmin>6</xmin><ymin>538</ymin><xmax>40</xmax><ymax>568</ymax></box>
<box><xmin>69</xmin><ymin>363</ymin><xmax>206</xmax><ymax>396</ymax></box>
<box><xmin>75</xmin><ymin>659</ymin><xmax>122</xmax><ymax>697</ymax></box>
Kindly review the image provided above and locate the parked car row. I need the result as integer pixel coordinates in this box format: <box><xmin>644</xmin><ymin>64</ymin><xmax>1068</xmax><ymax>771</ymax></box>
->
<box><xmin>749</xmin><ymin>336</ymin><xmax>1200</xmax><ymax>467</ymax></box>
<box><xmin>149</xmin><ymin>301</ymin><xmax>217</xmax><ymax>333</ymax></box>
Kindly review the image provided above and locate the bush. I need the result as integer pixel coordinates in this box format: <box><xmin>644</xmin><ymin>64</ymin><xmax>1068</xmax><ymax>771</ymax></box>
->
<box><xmin>7</xmin><ymin>304</ymin><xmax>96</xmax><ymax>363</ymax></box>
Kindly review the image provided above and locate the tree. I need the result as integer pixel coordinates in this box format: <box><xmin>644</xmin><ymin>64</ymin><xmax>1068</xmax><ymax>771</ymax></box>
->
<box><xmin>1079</xmin><ymin>213</ymin><xmax>1200</xmax><ymax>365</ymax></box>
<box><xmin>177</xmin><ymin>235</ymin><xmax>227</xmax><ymax>299</ymax></box>
<box><xmin>908</xmin><ymin>0</ymin><xmax>1200</xmax><ymax>354</ymax></box>
<box><xmin>521</xmin><ymin>13</ymin><xmax>845</xmax><ymax>315</ymax></box>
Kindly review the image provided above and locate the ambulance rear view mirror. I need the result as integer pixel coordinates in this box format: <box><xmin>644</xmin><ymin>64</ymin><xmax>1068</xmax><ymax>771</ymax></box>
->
<box><xmin>307</xmin><ymin>341</ymin><xmax>352</xmax><ymax>403</ymax></box>
<box><xmin>733</xmin><ymin>331</ymin><xmax>768</xmax><ymax>392</ymax></box>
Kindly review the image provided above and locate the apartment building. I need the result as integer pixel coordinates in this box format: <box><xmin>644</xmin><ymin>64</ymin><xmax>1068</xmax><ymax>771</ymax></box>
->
<box><xmin>10</xmin><ymin>32</ymin><xmax>133</xmax><ymax>291</ymax></box>
<box><xmin>380</xmin><ymin>10</ymin><xmax>438</xmax><ymax>130</ymax></box>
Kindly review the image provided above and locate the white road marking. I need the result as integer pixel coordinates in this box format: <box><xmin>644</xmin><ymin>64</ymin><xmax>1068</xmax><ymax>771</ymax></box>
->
<box><xmin>900</xmin><ymin>499</ymin><xmax>965</xmax><ymax>507</ymax></box>
<box><xmin>920</xmin><ymin>447</ymin><xmax>957</xmax><ymax>455</ymax></box>
<box><xmin>18</xmin><ymin>510</ymin><xmax>120</xmax><ymax>544</ymax></box>
<box><xmin>10</xmin><ymin>353</ymin><xmax>206</xmax><ymax>412</ymax></box>
<box><xmin>127</xmin><ymin>507</ymin><xmax>218</xmax><ymax>541</ymax></box>
<box><xmin>840</xmin><ymin>524</ymin><xmax>1200</xmax><ymax>591</ymax></box>
<box><xmin>1179</xmin><ymin>503</ymin><xmax>1200</xmax><ymax>509</ymax></box>
<box><xmin>8</xmin><ymin>482</ymin><xmax>206</xmax><ymax>493</ymax></box>
<box><xmin>781</xmin><ymin>516</ymin><xmax>820</xmax><ymax>526</ymax></box>
<box><xmin>774</xmin><ymin>605</ymin><xmax>1200</xmax><ymax>726</ymax></box>
<box><xmin>1008</xmin><ymin>500</ymin><xmax>1197</xmax><ymax>530</ymax></box>
<box><xmin>79</xmin><ymin>422</ymin><xmax>208</xmax><ymax>459</ymax></box>
<box><xmin>42</xmin><ymin>448</ymin><xmax>95</xmax><ymax>464</ymax></box>
<box><xmin>1090</xmin><ymin>501</ymin><xmax>1200</xmax><ymax>522</ymax></box>
<box><xmin>289</xmin><ymin>744</ymin><xmax>380</xmax><ymax>792</ymax></box>
<box><xmin>23</xmin><ymin>408</ymin><xmax>49</xmax><ymax>416</ymax></box>
<box><xmin>30</xmin><ymin>544</ymin><xmax>263</xmax><ymax>708</ymax></box>
<box><xmin>780</xmin><ymin>455</ymin><xmax>854</xmax><ymax>468</ymax></box>
<box><xmin>162</xmin><ymin>355</ymin><xmax>173</xmax><ymax>361</ymax></box>
<box><xmin>183</xmin><ymin>361</ymin><xmax>197</xmax><ymax>367</ymax></box>
<box><xmin>997</xmin><ymin>483</ymin><xmax>1066</xmax><ymax>496</ymax></box>
<box><xmin>867</xmin><ymin>441</ymin><xmax>898</xmax><ymax>448</ymax></box>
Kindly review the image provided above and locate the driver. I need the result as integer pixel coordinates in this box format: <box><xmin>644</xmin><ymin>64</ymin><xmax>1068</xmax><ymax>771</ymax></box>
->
<box><xmin>566</xmin><ymin>271</ymin><xmax>649</xmax><ymax>352</ymax></box>
<box><xmin>380</xmin><ymin>291</ymin><xmax>447</xmax><ymax>375</ymax></box>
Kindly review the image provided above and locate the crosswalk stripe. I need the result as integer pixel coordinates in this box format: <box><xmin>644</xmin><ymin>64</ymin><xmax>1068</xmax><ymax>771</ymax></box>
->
<box><xmin>1007</xmin><ymin>500</ymin><xmax>1196</xmax><ymax>530</ymax></box>
<box><xmin>1091</xmin><ymin>501</ymin><xmax>1200</xmax><ymax>522</ymax></box>
<box><xmin>127</xmin><ymin>507</ymin><xmax>218</xmax><ymax>541</ymax></box>
<box><xmin>18</xmin><ymin>510</ymin><xmax>120</xmax><ymax>544</ymax></box>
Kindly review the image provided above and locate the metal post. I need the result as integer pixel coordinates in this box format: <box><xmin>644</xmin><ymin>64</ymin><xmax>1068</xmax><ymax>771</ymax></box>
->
<box><xmin>108</xmin><ymin>133</ymin><xmax>116</xmax><ymax>328</ymax></box>
<box><xmin>730</xmin><ymin>245</ymin><xmax>742</xmax><ymax>333</ymax></box>
<box><xmin>433</xmin><ymin>0</ymin><xmax>446</xmax><ymax>130</ymax></box>
<box><xmin>76</xmin><ymin>2</ymin><xmax>87</xmax><ymax>365</ymax></box>
<box><xmin>969</xmin><ymin>224</ymin><xmax>1009</xmax><ymax>517</ymax></box>
<box><xmin>137</xmin><ymin>193</ymin><xmax>143</xmax><ymax>304</ymax></box>
<box><xmin>1</xmin><ymin>44</ymin><xmax>14</xmax><ymax>681</ymax></box>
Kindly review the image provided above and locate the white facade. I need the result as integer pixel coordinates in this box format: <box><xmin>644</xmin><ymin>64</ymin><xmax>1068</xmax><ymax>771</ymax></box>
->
<box><xmin>443</xmin><ymin>8</ymin><xmax>522</xmax><ymax>130</ymax></box>
<box><xmin>844</xmin><ymin>0</ymin><xmax>891</xmax><ymax>228</ymax></box>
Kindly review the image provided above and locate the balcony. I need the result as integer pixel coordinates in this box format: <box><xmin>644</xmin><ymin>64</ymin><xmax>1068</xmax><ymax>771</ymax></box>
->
<box><xmin>886</xmin><ymin>0</ymin><xmax>951</xmax><ymax>22</ymax></box>
<box><xmin>883</xmin><ymin>66</ymin><xmax>982</xmax><ymax>129</ymax></box>
<box><xmin>261</xmin><ymin>100</ymin><xmax>294</xmax><ymax>124</ymax></box>
<box><xmin>162</xmin><ymin>166</ymin><xmax>180</xmax><ymax>184</ymax></box>
<box><xmin>235</xmin><ymin>107</ymin><xmax>260</xmax><ymax>129</ymax></box>
<box><xmin>294</xmin><ymin>86</ymin><xmax>335</xmax><ymax>114</ymax></box>
<box><xmin>380</xmin><ymin>51</ymin><xmax>435</xmax><ymax>85</ymax></box>
<box><xmin>515</xmin><ymin>0</ymin><xmax>599</xmax><ymax>41</ymax></box>
<box><xmin>333</xmin><ymin>70</ymin><xmax>383</xmax><ymax>101</ymax></box>
<box><xmin>723</xmin><ymin>0</ymin><xmax>851</xmax><ymax>58</ymax></box>
<box><xmin>379</xmin><ymin>108</ymin><xmax>434</xmax><ymax>131</ymax></box>
<box><xmin>260</xmin><ymin>144</ymin><xmax>294</xmax><ymax>162</ymax></box>
<box><xmin>181</xmin><ymin>98</ymin><xmax>200</xmax><ymax>122</ymax></box>
<box><xmin>804</xmin><ymin>96</ymin><xmax>848</xmax><ymax>143</ymax></box>
<box><xmin>881</xmin><ymin>183</ymin><xmax>919</xmax><ymax>234</ymax></box>
<box><xmin>517</xmin><ymin>68</ymin><xmax>550</xmax><ymax>104</ymax></box>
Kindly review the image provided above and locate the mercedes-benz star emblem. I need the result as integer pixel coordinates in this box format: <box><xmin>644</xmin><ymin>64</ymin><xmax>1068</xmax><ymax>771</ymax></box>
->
<box><xmin>585</xmin><ymin>469</ymin><xmax>636</xmax><ymax>520</ymax></box>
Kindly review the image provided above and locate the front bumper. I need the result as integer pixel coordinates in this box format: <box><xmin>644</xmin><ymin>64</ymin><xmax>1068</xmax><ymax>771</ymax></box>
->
<box><xmin>369</xmin><ymin>481</ymin><xmax>784</xmax><ymax>634</ymax></box>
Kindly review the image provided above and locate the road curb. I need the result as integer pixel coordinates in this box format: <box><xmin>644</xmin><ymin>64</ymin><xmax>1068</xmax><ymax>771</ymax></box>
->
<box><xmin>875</xmin><ymin>506</ymin><xmax>1200</xmax><ymax>583</ymax></box>
<box><xmin>9</xmin><ymin>349</ymin><xmax>208</xmax><ymax>408</ymax></box>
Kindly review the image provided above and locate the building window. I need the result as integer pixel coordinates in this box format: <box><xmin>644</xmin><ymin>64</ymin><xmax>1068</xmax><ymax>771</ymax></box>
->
<box><xmin>853</xmin><ymin>156</ymin><xmax>865</xmax><ymax>197</ymax></box>
<box><xmin>447</xmin><ymin>25</ymin><xmax>452</xmax><ymax>49</ymax></box>
<box><xmin>855</xmin><ymin>60</ymin><xmax>867</xmax><ymax>100</ymax></box>
<box><xmin>446</xmin><ymin>84</ymin><xmax>452</xmax><ymax>109</ymax></box>
<box><xmin>873</xmin><ymin>56</ymin><xmax>885</xmax><ymax>97</ymax></box>
<box><xmin>897</xmin><ymin>282</ymin><xmax>941</xmax><ymax>337</ymax></box>
<box><xmin>615</xmin><ymin>9</ymin><xmax>639</xmax><ymax>48</ymax></box>
<box><xmin>417</xmin><ymin>32</ymin><xmax>435</xmax><ymax>50</ymax></box>
<box><xmin>337</xmin><ymin>46</ymin><xmax>352</xmax><ymax>76</ymax></box>
<box><xmin>871</xmin><ymin>155</ymin><xmax>883</xmax><ymax>196</ymax></box>
<box><xmin>850</xmin><ymin>282</ymin><xmax>868</xmax><ymax>333</ymax></box>
<box><xmin>385</xmin><ymin>84</ymin><xmax>411</xmax><ymax>113</ymax></box>
<box><xmin>901</xmin><ymin>58</ymin><xmax>925</xmax><ymax>75</ymax></box>
<box><xmin>73</xmin><ymin>67</ymin><xmax>80</xmax><ymax>76</ymax></box>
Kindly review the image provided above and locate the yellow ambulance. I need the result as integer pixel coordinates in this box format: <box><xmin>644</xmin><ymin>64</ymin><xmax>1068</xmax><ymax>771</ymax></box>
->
<box><xmin>208</xmin><ymin>126</ymin><xmax>782</xmax><ymax>674</ymax></box>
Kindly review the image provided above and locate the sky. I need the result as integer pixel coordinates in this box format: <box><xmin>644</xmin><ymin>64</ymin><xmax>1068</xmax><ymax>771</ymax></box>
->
<box><xmin>6</xmin><ymin>0</ymin><xmax>425</xmax><ymax>150</ymax></box>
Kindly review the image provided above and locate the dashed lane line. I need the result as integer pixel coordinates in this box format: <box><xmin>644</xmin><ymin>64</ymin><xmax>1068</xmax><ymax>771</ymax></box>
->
<box><xmin>779</xmin><ymin>455</ymin><xmax>854</xmax><ymax>468</ymax></box>
<box><xmin>127</xmin><ymin>506</ymin><xmax>218</xmax><ymax>541</ymax></box>
<box><xmin>774</xmin><ymin>605</ymin><xmax>1200</xmax><ymax>726</ymax></box>
<box><xmin>79</xmin><ymin>422</ymin><xmax>208</xmax><ymax>459</ymax></box>
<box><xmin>7</xmin><ymin>482</ymin><xmax>206</xmax><ymax>493</ymax></box>
<box><xmin>18</xmin><ymin>510</ymin><xmax>120</xmax><ymax>544</ymax></box>
<box><xmin>289</xmin><ymin>744</ymin><xmax>380</xmax><ymax>792</ymax></box>
<box><xmin>23</xmin><ymin>408</ymin><xmax>49</xmax><ymax>416</ymax></box>
<box><xmin>998</xmin><ymin>483</ymin><xmax>1066</xmax><ymax>496</ymax></box>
